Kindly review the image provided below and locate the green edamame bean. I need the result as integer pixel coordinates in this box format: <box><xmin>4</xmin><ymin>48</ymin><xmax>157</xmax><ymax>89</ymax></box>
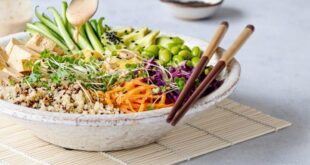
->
<box><xmin>159</xmin><ymin>49</ymin><xmax>172</xmax><ymax>63</ymax></box>
<box><xmin>178</xmin><ymin>50</ymin><xmax>192</xmax><ymax>59</ymax></box>
<box><xmin>156</xmin><ymin>60</ymin><xmax>165</xmax><ymax>65</ymax></box>
<box><xmin>191</xmin><ymin>57</ymin><xmax>200</xmax><ymax>67</ymax></box>
<box><xmin>173</xmin><ymin>55</ymin><xmax>185</xmax><ymax>64</ymax></box>
<box><xmin>186</xmin><ymin>61</ymin><xmax>193</xmax><ymax>67</ymax></box>
<box><xmin>171</xmin><ymin>46</ymin><xmax>181</xmax><ymax>55</ymax></box>
<box><xmin>192</xmin><ymin>46</ymin><xmax>201</xmax><ymax>57</ymax></box>
<box><xmin>181</xmin><ymin>45</ymin><xmax>190</xmax><ymax>51</ymax></box>
<box><xmin>204</xmin><ymin>66</ymin><xmax>213</xmax><ymax>75</ymax></box>
<box><xmin>157</xmin><ymin>45</ymin><xmax>164</xmax><ymax>49</ymax></box>
<box><xmin>172</xmin><ymin>37</ymin><xmax>184</xmax><ymax>45</ymax></box>
<box><xmin>142</xmin><ymin>50</ymin><xmax>156</xmax><ymax>58</ymax></box>
<box><xmin>146</xmin><ymin>45</ymin><xmax>159</xmax><ymax>55</ymax></box>
<box><xmin>167</xmin><ymin>43</ymin><xmax>178</xmax><ymax>49</ymax></box>
<box><xmin>167</xmin><ymin>61</ymin><xmax>174</xmax><ymax>67</ymax></box>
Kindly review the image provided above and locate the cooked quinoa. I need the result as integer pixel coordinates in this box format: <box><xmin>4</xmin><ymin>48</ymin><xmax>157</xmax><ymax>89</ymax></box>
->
<box><xmin>0</xmin><ymin>82</ymin><xmax>123</xmax><ymax>115</ymax></box>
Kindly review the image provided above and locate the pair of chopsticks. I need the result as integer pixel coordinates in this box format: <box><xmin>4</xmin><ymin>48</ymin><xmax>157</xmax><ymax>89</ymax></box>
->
<box><xmin>167</xmin><ymin>21</ymin><xmax>255</xmax><ymax>126</ymax></box>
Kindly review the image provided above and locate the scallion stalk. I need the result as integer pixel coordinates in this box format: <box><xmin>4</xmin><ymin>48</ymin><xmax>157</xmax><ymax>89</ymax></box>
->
<box><xmin>97</xmin><ymin>17</ymin><xmax>105</xmax><ymax>37</ymax></box>
<box><xmin>90</xmin><ymin>19</ymin><xmax>99</xmax><ymax>37</ymax></box>
<box><xmin>61</xmin><ymin>1</ymin><xmax>69</xmax><ymax>28</ymax></box>
<box><xmin>68</xmin><ymin>25</ymin><xmax>94</xmax><ymax>50</ymax></box>
<box><xmin>26</xmin><ymin>23</ymin><xmax>69</xmax><ymax>53</ymax></box>
<box><xmin>35</xmin><ymin>6</ymin><xmax>61</xmax><ymax>36</ymax></box>
<box><xmin>85</xmin><ymin>22</ymin><xmax>105</xmax><ymax>54</ymax></box>
<box><xmin>49</xmin><ymin>7</ymin><xmax>79</xmax><ymax>53</ymax></box>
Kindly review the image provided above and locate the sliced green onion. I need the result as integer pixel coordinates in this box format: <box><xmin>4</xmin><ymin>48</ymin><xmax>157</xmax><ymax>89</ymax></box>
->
<box><xmin>90</xmin><ymin>19</ymin><xmax>99</xmax><ymax>37</ymax></box>
<box><xmin>61</xmin><ymin>1</ymin><xmax>69</xmax><ymax>28</ymax></box>
<box><xmin>25</xmin><ymin>28</ymin><xmax>38</xmax><ymax>36</ymax></box>
<box><xmin>34</xmin><ymin>22</ymin><xmax>64</xmax><ymax>42</ymax></box>
<box><xmin>68</xmin><ymin>26</ymin><xmax>94</xmax><ymax>50</ymax></box>
<box><xmin>42</xmin><ymin>13</ymin><xmax>54</xmax><ymax>23</ymax></box>
<box><xmin>85</xmin><ymin>22</ymin><xmax>105</xmax><ymax>54</ymax></box>
<box><xmin>49</xmin><ymin>7</ymin><xmax>79</xmax><ymax>53</ymax></box>
<box><xmin>35</xmin><ymin>6</ymin><xmax>60</xmax><ymax>36</ymax></box>
<box><xmin>97</xmin><ymin>17</ymin><xmax>105</xmax><ymax>37</ymax></box>
<box><xmin>26</xmin><ymin>23</ymin><xmax>69</xmax><ymax>53</ymax></box>
<box><xmin>79</xmin><ymin>24</ymin><xmax>88</xmax><ymax>39</ymax></box>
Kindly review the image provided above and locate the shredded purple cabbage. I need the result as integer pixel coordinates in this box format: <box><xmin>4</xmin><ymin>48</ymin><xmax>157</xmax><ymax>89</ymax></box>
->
<box><xmin>140</xmin><ymin>60</ymin><xmax>223</xmax><ymax>103</ymax></box>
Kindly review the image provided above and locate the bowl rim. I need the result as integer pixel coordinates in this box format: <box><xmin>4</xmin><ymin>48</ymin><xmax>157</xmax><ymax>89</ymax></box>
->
<box><xmin>160</xmin><ymin>0</ymin><xmax>224</xmax><ymax>8</ymax></box>
<box><xmin>0</xmin><ymin>31</ymin><xmax>240</xmax><ymax>126</ymax></box>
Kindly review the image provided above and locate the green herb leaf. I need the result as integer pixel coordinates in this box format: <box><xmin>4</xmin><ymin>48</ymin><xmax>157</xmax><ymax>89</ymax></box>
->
<box><xmin>146</xmin><ymin>104</ymin><xmax>154</xmax><ymax>110</ymax></box>
<box><xmin>125</xmin><ymin>71</ymin><xmax>135</xmax><ymax>81</ymax></box>
<box><xmin>175</xmin><ymin>77</ymin><xmax>186</xmax><ymax>90</ymax></box>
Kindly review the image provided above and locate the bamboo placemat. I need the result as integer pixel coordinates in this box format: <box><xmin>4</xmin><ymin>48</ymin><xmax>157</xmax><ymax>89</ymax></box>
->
<box><xmin>0</xmin><ymin>99</ymin><xmax>291</xmax><ymax>165</ymax></box>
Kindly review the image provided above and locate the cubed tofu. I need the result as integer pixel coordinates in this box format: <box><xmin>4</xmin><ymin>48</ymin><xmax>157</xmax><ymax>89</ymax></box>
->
<box><xmin>0</xmin><ymin>55</ymin><xmax>6</xmax><ymax>70</ymax></box>
<box><xmin>0</xmin><ymin>71</ymin><xmax>10</xmax><ymax>83</ymax></box>
<box><xmin>53</xmin><ymin>46</ymin><xmax>64</xmax><ymax>55</ymax></box>
<box><xmin>0</xmin><ymin>46</ymin><xmax>9</xmax><ymax>62</ymax></box>
<box><xmin>7</xmin><ymin>45</ymin><xmax>39</xmax><ymax>73</ymax></box>
<box><xmin>26</xmin><ymin>34</ymin><xmax>64</xmax><ymax>55</ymax></box>
<box><xmin>2</xmin><ymin>67</ymin><xmax>23</xmax><ymax>78</ymax></box>
<box><xmin>0</xmin><ymin>70</ymin><xmax>19</xmax><ymax>83</ymax></box>
<box><xmin>0</xmin><ymin>47</ymin><xmax>9</xmax><ymax>72</ymax></box>
<box><xmin>1</xmin><ymin>44</ymin><xmax>25</xmax><ymax>78</ymax></box>
<box><xmin>0</xmin><ymin>48</ymin><xmax>7</xmax><ymax>70</ymax></box>
<box><xmin>5</xmin><ymin>38</ymin><xmax>23</xmax><ymax>55</ymax></box>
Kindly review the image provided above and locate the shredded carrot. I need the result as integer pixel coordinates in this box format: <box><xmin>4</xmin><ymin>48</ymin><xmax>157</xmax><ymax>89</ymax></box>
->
<box><xmin>100</xmin><ymin>78</ymin><xmax>173</xmax><ymax>113</ymax></box>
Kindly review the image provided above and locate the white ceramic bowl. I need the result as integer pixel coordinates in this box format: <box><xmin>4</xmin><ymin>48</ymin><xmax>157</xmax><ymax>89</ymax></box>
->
<box><xmin>0</xmin><ymin>32</ymin><xmax>240</xmax><ymax>151</ymax></box>
<box><xmin>160</xmin><ymin>0</ymin><xmax>223</xmax><ymax>20</ymax></box>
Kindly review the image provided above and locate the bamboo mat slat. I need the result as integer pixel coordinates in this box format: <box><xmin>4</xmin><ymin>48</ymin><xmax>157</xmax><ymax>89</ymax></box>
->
<box><xmin>0</xmin><ymin>99</ymin><xmax>291</xmax><ymax>165</ymax></box>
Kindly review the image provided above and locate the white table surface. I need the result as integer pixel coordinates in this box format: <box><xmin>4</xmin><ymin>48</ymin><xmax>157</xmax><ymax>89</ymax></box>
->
<box><xmin>33</xmin><ymin>0</ymin><xmax>310</xmax><ymax>164</ymax></box>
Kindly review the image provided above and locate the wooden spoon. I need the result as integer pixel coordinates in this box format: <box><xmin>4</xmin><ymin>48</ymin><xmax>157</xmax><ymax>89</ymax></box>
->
<box><xmin>66</xmin><ymin>0</ymin><xmax>98</xmax><ymax>40</ymax></box>
<box><xmin>66</xmin><ymin>0</ymin><xmax>98</xmax><ymax>26</ymax></box>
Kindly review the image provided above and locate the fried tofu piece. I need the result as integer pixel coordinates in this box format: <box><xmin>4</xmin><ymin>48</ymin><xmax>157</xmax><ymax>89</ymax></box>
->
<box><xmin>0</xmin><ymin>55</ymin><xmax>21</xmax><ymax>82</ymax></box>
<box><xmin>0</xmin><ymin>55</ymin><xmax>6</xmax><ymax>70</ymax></box>
<box><xmin>0</xmin><ymin>47</ymin><xmax>9</xmax><ymax>62</ymax></box>
<box><xmin>25</xmin><ymin>34</ymin><xmax>64</xmax><ymax>55</ymax></box>
<box><xmin>0</xmin><ymin>71</ymin><xmax>11</xmax><ymax>83</ymax></box>
<box><xmin>5</xmin><ymin>38</ymin><xmax>23</xmax><ymax>56</ymax></box>
<box><xmin>7</xmin><ymin>45</ymin><xmax>39</xmax><ymax>73</ymax></box>
<box><xmin>0</xmin><ymin>48</ymin><xmax>22</xmax><ymax>79</ymax></box>
<box><xmin>2</xmin><ymin>67</ymin><xmax>23</xmax><ymax>78</ymax></box>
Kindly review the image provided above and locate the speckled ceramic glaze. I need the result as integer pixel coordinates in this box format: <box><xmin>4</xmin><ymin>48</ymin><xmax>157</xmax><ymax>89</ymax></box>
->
<box><xmin>0</xmin><ymin>32</ymin><xmax>240</xmax><ymax>151</ymax></box>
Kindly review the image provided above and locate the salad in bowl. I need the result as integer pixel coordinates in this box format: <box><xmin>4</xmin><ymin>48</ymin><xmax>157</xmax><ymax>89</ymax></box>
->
<box><xmin>0</xmin><ymin>2</ymin><xmax>240</xmax><ymax>151</ymax></box>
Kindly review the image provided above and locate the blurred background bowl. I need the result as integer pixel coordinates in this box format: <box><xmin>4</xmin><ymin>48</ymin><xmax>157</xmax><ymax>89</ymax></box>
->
<box><xmin>160</xmin><ymin>0</ymin><xmax>223</xmax><ymax>20</ymax></box>
<box><xmin>0</xmin><ymin>0</ymin><xmax>32</xmax><ymax>37</ymax></box>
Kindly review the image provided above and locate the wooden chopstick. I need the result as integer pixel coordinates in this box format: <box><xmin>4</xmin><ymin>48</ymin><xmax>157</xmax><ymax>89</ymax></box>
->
<box><xmin>170</xmin><ymin>25</ymin><xmax>255</xmax><ymax>126</ymax></box>
<box><xmin>167</xmin><ymin>21</ymin><xmax>229</xmax><ymax>123</ymax></box>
